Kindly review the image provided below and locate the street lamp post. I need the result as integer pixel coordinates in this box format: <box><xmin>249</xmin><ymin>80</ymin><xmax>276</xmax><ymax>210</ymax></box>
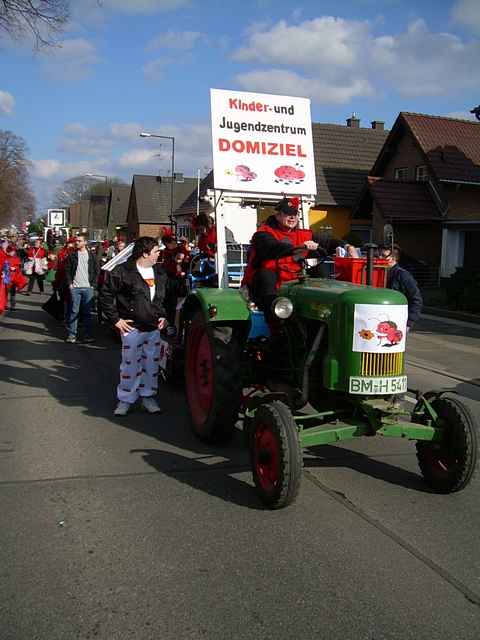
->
<box><xmin>139</xmin><ymin>132</ymin><xmax>175</xmax><ymax>230</ymax></box>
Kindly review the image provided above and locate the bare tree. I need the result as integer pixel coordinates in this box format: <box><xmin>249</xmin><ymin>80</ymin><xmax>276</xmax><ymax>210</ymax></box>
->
<box><xmin>0</xmin><ymin>0</ymin><xmax>69</xmax><ymax>48</ymax></box>
<box><xmin>52</xmin><ymin>175</ymin><xmax>127</xmax><ymax>208</ymax></box>
<box><xmin>0</xmin><ymin>129</ymin><xmax>36</xmax><ymax>226</ymax></box>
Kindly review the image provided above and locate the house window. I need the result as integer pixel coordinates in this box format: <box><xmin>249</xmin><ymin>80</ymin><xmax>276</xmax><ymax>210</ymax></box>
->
<box><xmin>177</xmin><ymin>224</ymin><xmax>194</xmax><ymax>240</ymax></box>
<box><xmin>416</xmin><ymin>165</ymin><xmax>428</xmax><ymax>181</ymax></box>
<box><xmin>394</xmin><ymin>167</ymin><xmax>409</xmax><ymax>181</ymax></box>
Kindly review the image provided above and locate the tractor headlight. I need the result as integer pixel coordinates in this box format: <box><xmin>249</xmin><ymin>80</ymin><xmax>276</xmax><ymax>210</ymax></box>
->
<box><xmin>272</xmin><ymin>297</ymin><xmax>294</xmax><ymax>319</ymax></box>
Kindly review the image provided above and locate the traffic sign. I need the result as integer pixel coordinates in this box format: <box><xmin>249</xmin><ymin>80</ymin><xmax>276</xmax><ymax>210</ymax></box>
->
<box><xmin>47</xmin><ymin>209</ymin><xmax>66</xmax><ymax>226</ymax></box>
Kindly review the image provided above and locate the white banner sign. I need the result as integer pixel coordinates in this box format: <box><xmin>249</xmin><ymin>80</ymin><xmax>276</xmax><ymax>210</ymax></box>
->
<box><xmin>352</xmin><ymin>304</ymin><xmax>408</xmax><ymax>353</ymax></box>
<box><xmin>101</xmin><ymin>243</ymin><xmax>134</xmax><ymax>271</ymax></box>
<box><xmin>210</xmin><ymin>88</ymin><xmax>316</xmax><ymax>195</ymax></box>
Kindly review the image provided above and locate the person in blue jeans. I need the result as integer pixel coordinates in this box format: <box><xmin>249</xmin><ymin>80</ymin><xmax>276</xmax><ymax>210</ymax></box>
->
<box><xmin>63</xmin><ymin>234</ymin><xmax>99</xmax><ymax>343</ymax></box>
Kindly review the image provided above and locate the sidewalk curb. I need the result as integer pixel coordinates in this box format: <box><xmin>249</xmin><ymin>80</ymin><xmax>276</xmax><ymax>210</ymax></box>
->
<box><xmin>423</xmin><ymin>306</ymin><xmax>480</xmax><ymax>325</ymax></box>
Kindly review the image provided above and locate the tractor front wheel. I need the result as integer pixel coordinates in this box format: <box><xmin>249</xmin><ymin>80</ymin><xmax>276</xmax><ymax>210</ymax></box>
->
<box><xmin>185</xmin><ymin>311</ymin><xmax>242</xmax><ymax>444</ymax></box>
<box><xmin>415</xmin><ymin>393</ymin><xmax>479</xmax><ymax>493</ymax></box>
<box><xmin>251</xmin><ymin>401</ymin><xmax>303</xmax><ymax>509</ymax></box>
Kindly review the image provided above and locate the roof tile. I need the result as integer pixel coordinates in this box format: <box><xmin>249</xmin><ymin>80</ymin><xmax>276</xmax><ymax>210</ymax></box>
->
<box><xmin>401</xmin><ymin>113</ymin><xmax>480</xmax><ymax>183</ymax></box>
<box><xmin>312</xmin><ymin>123</ymin><xmax>388</xmax><ymax>206</ymax></box>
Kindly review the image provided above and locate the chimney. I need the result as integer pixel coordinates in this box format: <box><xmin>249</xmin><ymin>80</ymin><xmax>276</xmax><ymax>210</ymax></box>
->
<box><xmin>371</xmin><ymin>120</ymin><xmax>385</xmax><ymax>131</ymax></box>
<box><xmin>346</xmin><ymin>112</ymin><xmax>360</xmax><ymax>128</ymax></box>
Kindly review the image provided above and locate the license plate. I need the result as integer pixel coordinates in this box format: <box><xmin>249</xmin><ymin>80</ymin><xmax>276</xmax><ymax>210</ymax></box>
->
<box><xmin>349</xmin><ymin>375</ymin><xmax>407</xmax><ymax>395</ymax></box>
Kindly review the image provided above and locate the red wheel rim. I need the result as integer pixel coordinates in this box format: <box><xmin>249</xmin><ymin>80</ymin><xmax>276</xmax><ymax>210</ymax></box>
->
<box><xmin>186</xmin><ymin>322</ymin><xmax>214</xmax><ymax>432</ymax></box>
<box><xmin>253</xmin><ymin>422</ymin><xmax>280</xmax><ymax>493</ymax></box>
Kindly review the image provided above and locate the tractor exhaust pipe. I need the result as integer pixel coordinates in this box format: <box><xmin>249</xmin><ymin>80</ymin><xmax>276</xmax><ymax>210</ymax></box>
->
<box><xmin>364</xmin><ymin>243</ymin><xmax>377</xmax><ymax>286</ymax></box>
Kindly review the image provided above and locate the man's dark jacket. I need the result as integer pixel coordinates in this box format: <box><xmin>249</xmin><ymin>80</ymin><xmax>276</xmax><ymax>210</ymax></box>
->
<box><xmin>100</xmin><ymin>258</ymin><xmax>171</xmax><ymax>332</ymax></box>
<box><xmin>387</xmin><ymin>264</ymin><xmax>423</xmax><ymax>326</ymax></box>
<box><xmin>64</xmin><ymin>250</ymin><xmax>99</xmax><ymax>288</ymax></box>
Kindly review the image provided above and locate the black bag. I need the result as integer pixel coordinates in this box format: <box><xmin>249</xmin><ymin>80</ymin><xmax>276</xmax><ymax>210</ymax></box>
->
<box><xmin>42</xmin><ymin>290</ymin><xmax>64</xmax><ymax>322</ymax></box>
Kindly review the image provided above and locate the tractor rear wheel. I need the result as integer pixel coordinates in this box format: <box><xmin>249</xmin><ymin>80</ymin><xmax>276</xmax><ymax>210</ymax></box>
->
<box><xmin>250</xmin><ymin>401</ymin><xmax>303</xmax><ymax>509</ymax></box>
<box><xmin>415</xmin><ymin>394</ymin><xmax>479</xmax><ymax>493</ymax></box>
<box><xmin>185</xmin><ymin>311</ymin><xmax>242</xmax><ymax>444</ymax></box>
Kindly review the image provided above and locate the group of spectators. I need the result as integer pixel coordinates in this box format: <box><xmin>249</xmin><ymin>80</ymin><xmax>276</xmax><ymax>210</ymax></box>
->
<box><xmin>45</xmin><ymin>232</ymin><xmax>194</xmax><ymax>417</ymax></box>
<box><xmin>0</xmin><ymin>237</ymin><xmax>53</xmax><ymax>312</ymax></box>
<box><xmin>1</xmin><ymin>204</ymin><xmax>422</xmax><ymax>418</ymax></box>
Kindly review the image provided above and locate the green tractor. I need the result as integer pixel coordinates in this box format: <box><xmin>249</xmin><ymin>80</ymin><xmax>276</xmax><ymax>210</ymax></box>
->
<box><xmin>166</xmin><ymin>193</ymin><xmax>479</xmax><ymax>509</ymax></box>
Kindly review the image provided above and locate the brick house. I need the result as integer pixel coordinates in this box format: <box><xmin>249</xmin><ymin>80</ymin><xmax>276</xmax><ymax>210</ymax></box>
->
<box><xmin>311</xmin><ymin>115</ymin><xmax>388</xmax><ymax>241</ymax></box>
<box><xmin>107</xmin><ymin>184</ymin><xmax>131</xmax><ymax>239</ymax></box>
<box><xmin>173</xmin><ymin>116</ymin><xmax>388</xmax><ymax>242</ymax></box>
<box><xmin>126</xmin><ymin>174</ymin><xmax>197</xmax><ymax>240</ymax></box>
<box><xmin>88</xmin><ymin>194</ymin><xmax>110</xmax><ymax>240</ymax></box>
<box><xmin>68</xmin><ymin>200</ymin><xmax>89</xmax><ymax>234</ymax></box>
<box><xmin>174</xmin><ymin>171</ymin><xmax>213</xmax><ymax>238</ymax></box>
<box><xmin>354</xmin><ymin>112</ymin><xmax>480</xmax><ymax>280</ymax></box>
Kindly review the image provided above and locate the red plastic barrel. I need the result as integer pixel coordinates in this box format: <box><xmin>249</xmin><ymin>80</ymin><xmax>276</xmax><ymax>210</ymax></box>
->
<box><xmin>334</xmin><ymin>257</ymin><xmax>388</xmax><ymax>288</ymax></box>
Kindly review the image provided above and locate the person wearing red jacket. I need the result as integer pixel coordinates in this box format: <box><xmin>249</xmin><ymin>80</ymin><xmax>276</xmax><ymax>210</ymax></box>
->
<box><xmin>194</xmin><ymin>214</ymin><xmax>217</xmax><ymax>258</ymax></box>
<box><xmin>53</xmin><ymin>239</ymin><xmax>76</xmax><ymax>321</ymax></box>
<box><xmin>161</xmin><ymin>232</ymin><xmax>190</xmax><ymax>333</ymax></box>
<box><xmin>25</xmin><ymin>239</ymin><xmax>48</xmax><ymax>294</ymax></box>
<box><xmin>5</xmin><ymin>245</ymin><xmax>28</xmax><ymax>310</ymax></box>
<box><xmin>0</xmin><ymin>245</ymin><xmax>7</xmax><ymax>313</ymax></box>
<box><xmin>242</xmin><ymin>196</ymin><xmax>318</xmax><ymax>320</ymax></box>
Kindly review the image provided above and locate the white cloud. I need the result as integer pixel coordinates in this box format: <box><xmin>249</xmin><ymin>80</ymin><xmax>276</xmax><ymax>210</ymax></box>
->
<box><xmin>233</xmin><ymin>16</ymin><xmax>480</xmax><ymax>102</ymax></box>
<box><xmin>118</xmin><ymin>149</ymin><xmax>159</xmax><ymax>168</ymax></box>
<box><xmin>235</xmin><ymin>69</ymin><xmax>373</xmax><ymax>104</ymax></box>
<box><xmin>142</xmin><ymin>56</ymin><xmax>172</xmax><ymax>80</ymax></box>
<box><xmin>33</xmin><ymin>158</ymin><xmax>108</xmax><ymax>180</ymax></box>
<box><xmin>109</xmin><ymin>122</ymin><xmax>144</xmax><ymax>140</ymax></box>
<box><xmin>372</xmin><ymin>19</ymin><xmax>480</xmax><ymax>96</ymax></box>
<box><xmin>0</xmin><ymin>90</ymin><xmax>15</xmax><ymax>116</ymax></box>
<box><xmin>445</xmin><ymin>111</ymin><xmax>478</xmax><ymax>121</ymax></box>
<box><xmin>32</xmin><ymin>121</ymin><xmax>212</xmax><ymax>210</ymax></box>
<box><xmin>58</xmin><ymin>123</ymin><xmax>114</xmax><ymax>156</ymax></box>
<box><xmin>146</xmin><ymin>30</ymin><xmax>205</xmax><ymax>51</ymax></box>
<box><xmin>93</xmin><ymin>0</ymin><xmax>190</xmax><ymax>13</ymax></box>
<box><xmin>122</xmin><ymin>123</ymin><xmax>212</xmax><ymax>172</ymax></box>
<box><xmin>235</xmin><ymin>17</ymin><xmax>369</xmax><ymax>68</ymax></box>
<box><xmin>452</xmin><ymin>0</ymin><xmax>480</xmax><ymax>35</ymax></box>
<box><xmin>41</xmin><ymin>38</ymin><xmax>99</xmax><ymax>80</ymax></box>
<box><xmin>33</xmin><ymin>160</ymin><xmax>62</xmax><ymax>179</ymax></box>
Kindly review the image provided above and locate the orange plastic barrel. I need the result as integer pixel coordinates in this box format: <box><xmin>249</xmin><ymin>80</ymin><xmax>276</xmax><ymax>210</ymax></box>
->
<box><xmin>334</xmin><ymin>257</ymin><xmax>388</xmax><ymax>288</ymax></box>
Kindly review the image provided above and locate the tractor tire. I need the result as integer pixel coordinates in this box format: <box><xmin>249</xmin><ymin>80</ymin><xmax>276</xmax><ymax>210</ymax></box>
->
<box><xmin>415</xmin><ymin>393</ymin><xmax>479</xmax><ymax>493</ymax></box>
<box><xmin>185</xmin><ymin>311</ymin><xmax>242</xmax><ymax>444</ymax></box>
<box><xmin>250</xmin><ymin>401</ymin><xmax>303</xmax><ymax>509</ymax></box>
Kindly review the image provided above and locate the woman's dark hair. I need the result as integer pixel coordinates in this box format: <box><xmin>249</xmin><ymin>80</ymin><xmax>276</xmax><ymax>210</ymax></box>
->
<box><xmin>132</xmin><ymin>236</ymin><xmax>158</xmax><ymax>260</ymax></box>
<box><xmin>196</xmin><ymin>213</ymin><xmax>212</xmax><ymax>228</ymax></box>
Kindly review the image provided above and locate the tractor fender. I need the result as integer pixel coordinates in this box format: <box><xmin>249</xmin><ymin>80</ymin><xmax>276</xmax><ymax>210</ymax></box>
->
<box><xmin>180</xmin><ymin>288</ymin><xmax>250</xmax><ymax>325</ymax></box>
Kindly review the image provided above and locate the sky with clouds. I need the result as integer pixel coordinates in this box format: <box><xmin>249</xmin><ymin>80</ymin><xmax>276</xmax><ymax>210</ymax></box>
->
<box><xmin>0</xmin><ymin>0</ymin><xmax>479</xmax><ymax>213</ymax></box>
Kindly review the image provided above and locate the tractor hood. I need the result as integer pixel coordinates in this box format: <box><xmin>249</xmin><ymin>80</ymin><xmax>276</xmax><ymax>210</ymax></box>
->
<box><xmin>280</xmin><ymin>278</ymin><xmax>407</xmax><ymax>321</ymax></box>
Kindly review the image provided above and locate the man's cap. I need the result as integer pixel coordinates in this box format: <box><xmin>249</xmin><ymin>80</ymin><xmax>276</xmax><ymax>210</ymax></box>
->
<box><xmin>275</xmin><ymin>196</ymin><xmax>300</xmax><ymax>215</ymax></box>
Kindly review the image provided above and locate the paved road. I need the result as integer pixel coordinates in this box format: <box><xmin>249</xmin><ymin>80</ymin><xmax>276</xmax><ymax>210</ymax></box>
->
<box><xmin>1</xmin><ymin>296</ymin><xmax>480</xmax><ymax>639</ymax></box>
<box><xmin>407</xmin><ymin>314</ymin><xmax>480</xmax><ymax>403</ymax></box>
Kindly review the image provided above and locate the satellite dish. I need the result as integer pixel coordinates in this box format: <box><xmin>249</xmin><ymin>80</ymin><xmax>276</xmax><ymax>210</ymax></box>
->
<box><xmin>383</xmin><ymin>223</ymin><xmax>394</xmax><ymax>245</ymax></box>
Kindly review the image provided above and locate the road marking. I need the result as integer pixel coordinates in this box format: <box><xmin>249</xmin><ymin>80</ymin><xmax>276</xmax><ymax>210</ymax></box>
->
<box><xmin>407</xmin><ymin>359</ymin><xmax>479</xmax><ymax>387</ymax></box>
<box><xmin>304</xmin><ymin>470</ymin><xmax>480</xmax><ymax>607</ymax></box>
<box><xmin>410</xmin><ymin>332</ymin><xmax>480</xmax><ymax>355</ymax></box>
<box><xmin>421</xmin><ymin>313</ymin><xmax>480</xmax><ymax>330</ymax></box>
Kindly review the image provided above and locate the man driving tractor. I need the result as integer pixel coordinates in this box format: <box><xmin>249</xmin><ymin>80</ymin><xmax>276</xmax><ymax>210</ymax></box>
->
<box><xmin>242</xmin><ymin>196</ymin><xmax>319</xmax><ymax>321</ymax></box>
